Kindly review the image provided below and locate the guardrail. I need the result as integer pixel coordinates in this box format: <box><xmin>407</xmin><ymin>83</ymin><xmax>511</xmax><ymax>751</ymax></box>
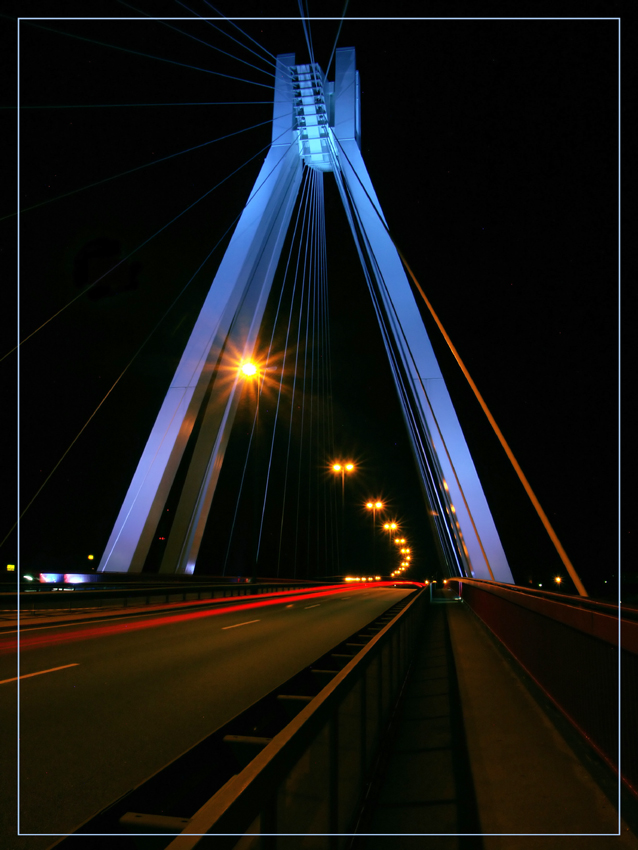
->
<box><xmin>162</xmin><ymin>587</ymin><xmax>427</xmax><ymax>848</ymax></box>
<box><xmin>448</xmin><ymin>578</ymin><xmax>637</xmax><ymax>799</ymax></box>
<box><xmin>2</xmin><ymin>582</ymin><xmax>321</xmax><ymax>613</ymax></box>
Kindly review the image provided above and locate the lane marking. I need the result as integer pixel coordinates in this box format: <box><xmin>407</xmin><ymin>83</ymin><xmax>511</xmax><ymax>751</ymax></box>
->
<box><xmin>0</xmin><ymin>663</ymin><xmax>79</xmax><ymax>685</ymax></box>
<box><xmin>304</xmin><ymin>604</ymin><xmax>320</xmax><ymax>609</ymax></box>
<box><xmin>221</xmin><ymin>620</ymin><xmax>260</xmax><ymax>630</ymax></box>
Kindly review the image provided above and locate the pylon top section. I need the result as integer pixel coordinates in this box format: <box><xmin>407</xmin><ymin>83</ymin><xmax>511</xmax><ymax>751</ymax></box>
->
<box><xmin>291</xmin><ymin>63</ymin><xmax>332</xmax><ymax>171</ymax></box>
<box><xmin>271</xmin><ymin>49</ymin><xmax>362</xmax><ymax>173</ymax></box>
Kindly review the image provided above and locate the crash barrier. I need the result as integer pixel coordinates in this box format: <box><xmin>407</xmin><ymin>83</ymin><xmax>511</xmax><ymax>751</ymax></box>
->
<box><xmin>3</xmin><ymin>581</ymin><xmax>321</xmax><ymax>613</ymax></box>
<box><xmin>164</xmin><ymin>588</ymin><xmax>427</xmax><ymax>848</ymax></box>
<box><xmin>449</xmin><ymin>579</ymin><xmax>637</xmax><ymax>798</ymax></box>
<box><xmin>50</xmin><ymin>587</ymin><xmax>426</xmax><ymax>848</ymax></box>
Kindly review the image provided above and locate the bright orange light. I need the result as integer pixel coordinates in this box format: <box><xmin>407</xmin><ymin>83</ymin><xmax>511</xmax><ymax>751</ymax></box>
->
<box><xmin>240</xmin><ymin>362</ymin><xmax>257</xmax><ymax>377</ymax></box>
<box><xmin>555</xmin><ymin>576</ymin><xmax>562</xmax><ymax>584</ymax></box>
<box><xmin>345</xmin><ymin>463</ymin><xmax>354</xmax><ymax>472</ymax></box>
<box><xmin>443</xmin><ymin>481</ymin><xmax>449</xmax><ymax>491</ymax></box>
<box><xmin>87</xmin><ymin>554</ymin><xmax>94</xmax><ymax>560</ymax></box>
<box><xmin>375</xmin><ymin>501</ymin><xmax>383</xmax><ymax>509</ymax></box>
<box><xmin>332</xmin><ymin>463</ymin><xmax>342</xmax><ymax>472</ymax></box>
<box><xmin>366</xmin><ymin>502</ymin><xmax>373</xmax><ymax>509</ymax></box>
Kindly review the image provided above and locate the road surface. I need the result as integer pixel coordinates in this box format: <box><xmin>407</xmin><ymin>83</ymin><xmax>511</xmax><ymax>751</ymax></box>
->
<box><xmin>0</xmin><ymin>584</ymin><xmax>413</xmax><ymax>849</ymax></box>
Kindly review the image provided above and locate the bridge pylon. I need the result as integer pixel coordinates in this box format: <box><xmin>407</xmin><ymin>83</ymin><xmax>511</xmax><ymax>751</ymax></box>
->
<box><xmin>98</xmin><ymin>48</ymin><xmax>513</xmax><ymax>584</ymax></box>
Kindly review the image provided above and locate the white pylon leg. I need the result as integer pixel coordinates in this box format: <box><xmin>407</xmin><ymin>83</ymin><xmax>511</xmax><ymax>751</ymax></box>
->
<box><xmin>98</xmin><ymin>54</ymin><xmax>301</xmax><ymax>574</ymax></box>
<box><xmin>330</xmin><ymin>48</ymin><xmax>513</xmax><ymax>583</ymax></box>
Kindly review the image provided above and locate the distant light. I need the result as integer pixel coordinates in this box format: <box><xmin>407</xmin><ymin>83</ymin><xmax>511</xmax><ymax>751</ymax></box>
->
<box><xmin>64</xmin><ymin>574</ymin><xmax>85</xmax><ymax>584</ymax></box>
<box><xmin>7</xmin><ymin>564</ymin><xmax>15</xmax><ymax>571</ymax></box>
<box><xmin>375</xmin><ymin>501</ymin><xmax>383</xmax><ymax>509</ymax></box>
<box><xmin>538</xmin><ymin>583</ymin><xmax>543</xmax><ymax>587</ymax></box>
<box><xmin>240</xmin><ymin>362</ymin><xmax>257</xmax><ymax>377</ymax></box>
<box><xmin>375</xmin><ymin>576</ymin><xmax>380</xmax><ymax>580</ymax></box>
<box><xmin>333</xmin><ymin>463</ymin><xmax>342</xmax><ymax>472</ymax></box>
<box><xmin>554</xmin><ymin>576</ymin><xmax>562</xmax><ymax>584</ymax></box>
<box><xmin>23</xmin><ymin>575</ymin><xmax>33</xmax><ymax>581</ymax></box>
<box><xmin>40</xmin><ymin>573</ymin><xmax>63</xmax><ymax>583</ymax></box>
<box><xmin>345</xmin><ymin>463</ymin><xmax>354</xmax><ymax>472</ymax></box>
<box><xmin>87</xmin><ymin>554</ymin><xmax>94</xmax><ymax>560</ymax></box>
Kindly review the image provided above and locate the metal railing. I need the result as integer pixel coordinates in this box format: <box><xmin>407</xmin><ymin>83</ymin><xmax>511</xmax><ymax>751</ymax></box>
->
<box><xmin>448</xmin><ymin>578</ymin><xmax>637</xmax><ymax>799</ymax></box>
<box><xmin>148</xmin><ymin>587</ymin><xmax>427</xmax><ymax>848</ymax></box>
<box><xmin>2</xmin><ymin>581</ymin><xmax>321</xmax><ymax>614</ymax></box>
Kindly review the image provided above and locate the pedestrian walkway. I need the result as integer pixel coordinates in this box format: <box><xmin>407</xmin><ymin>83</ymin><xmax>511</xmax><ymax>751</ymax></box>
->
<box><xmin>353</xmin><ymin>600</ymin><xmax>637</xmax><ymax>848</ymax></box>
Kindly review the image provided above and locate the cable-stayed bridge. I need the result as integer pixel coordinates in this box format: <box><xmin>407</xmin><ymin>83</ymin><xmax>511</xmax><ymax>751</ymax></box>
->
<box><xmin>3</xmin><ymin>8</ymin><xmax>624</xmax><ymax>848</ymax></box>
<box><xmin>10</xmin><ymin>11</ymin><xmax>614</xmax><ymax>596</ymax></box>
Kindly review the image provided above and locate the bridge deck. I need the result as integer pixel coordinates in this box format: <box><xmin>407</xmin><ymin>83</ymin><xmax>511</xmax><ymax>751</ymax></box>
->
<box><xmin>354</xmin><ymin>599</ymin><xmax>637</xmax><ymax>848</ymax></box>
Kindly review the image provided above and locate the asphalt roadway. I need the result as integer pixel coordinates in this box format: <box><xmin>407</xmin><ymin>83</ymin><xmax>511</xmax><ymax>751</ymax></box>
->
<box><xmin>0</xmin><ymin>584</ymin><xmax>413</xmax><ymax>850</ymax></box>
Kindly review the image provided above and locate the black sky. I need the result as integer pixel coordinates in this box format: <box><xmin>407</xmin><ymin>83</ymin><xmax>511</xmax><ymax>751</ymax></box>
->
<box><xmin>3</xmin><ymin>3</ymin><xmax>620</xmax><ymax>596</ymax></box>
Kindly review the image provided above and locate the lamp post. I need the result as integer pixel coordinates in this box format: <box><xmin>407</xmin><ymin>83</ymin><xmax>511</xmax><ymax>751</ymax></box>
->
<box><xmin>366</xmin><ymin>500</ymin><xmax>384</xmax><ymax>574</ymax></box>
<box><xmin>240</xmin><ymin>361</ymin><xmax>260</xmax><ymax>582</ymax></box>
<box><xmin>383</xmin><ymin>521</ymin><xmax>398</xmax><ymax>563</ymax></box>
<box><xmin>332</xmin><ymin>461</ymin><xmax>355</xmax><ymax>573</ymax></box>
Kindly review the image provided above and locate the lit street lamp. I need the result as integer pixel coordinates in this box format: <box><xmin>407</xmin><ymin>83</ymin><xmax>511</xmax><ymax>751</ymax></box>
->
<box><xmin>332</xmin><ymin>462</ymin><xmax>355</xmax><ymax>509</ymax></box>
<box><xmin>366</xmin><ymin>500</ymin><xmax>384</xmax><ymax>573</ymax></box>
<box><xmin>239</xmin><ymin>361</ymin><xmax>260</xmax><ymax>582</ymax></box>
<box><xmin>332</xmin><ymin>461</ymin><xmax>355</xmax><ymax>572</ymax></box>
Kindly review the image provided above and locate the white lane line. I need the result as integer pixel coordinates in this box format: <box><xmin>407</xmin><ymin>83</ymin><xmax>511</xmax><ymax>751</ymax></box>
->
<box><xmin>221</xmin><ymin>620</ymin><xmax>260</xmax><ymax>630</ymax></box>
<box><xmin>0</xmin><ymin>663</ymin><xmax>79</xmax><ymax>685</ymax></box>
<box><xmin>304</xmin><ymin>604</ymin><xmax>320</xmax><ymax>609</ymax></box>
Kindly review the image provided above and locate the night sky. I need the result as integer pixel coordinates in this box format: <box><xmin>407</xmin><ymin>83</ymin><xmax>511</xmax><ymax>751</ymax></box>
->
<box><xmin>3</xmin><ymin>3</ymin><xmax>620</xmax><ymax>597</ymax></box>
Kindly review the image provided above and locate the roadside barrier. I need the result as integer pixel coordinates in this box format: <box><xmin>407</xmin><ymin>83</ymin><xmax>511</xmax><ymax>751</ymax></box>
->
<box><xmin>449</xmin><ymin>578</ymin><xmax>637</xmax><ymax>799</ymax></box>
<box><xmin>4</xmin><ymin>581</ymin><xmax>320</xmax><ymax>613</ymax></box>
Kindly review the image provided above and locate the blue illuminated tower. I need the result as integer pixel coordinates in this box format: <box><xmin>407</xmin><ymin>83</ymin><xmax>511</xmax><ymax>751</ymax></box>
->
<box><xmin>98</xmin><ymin>48</ymin><xmax>514</xmax><ymax>584</ymax></box>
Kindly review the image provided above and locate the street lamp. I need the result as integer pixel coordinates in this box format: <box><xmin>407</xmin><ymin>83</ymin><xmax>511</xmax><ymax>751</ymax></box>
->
<box><xmin>332</xmin><ymin>461</ymin><xmax>355</xmax><ymax>572</ymax></box>
<box><xmin>366</xmin><ymin>500</ymin><xmax>384</xmax><ymax>573</ymax></box>
<box><xmin>383</xmin><ymin>521</ymin><xmax>398</xmax><ymax>563</ymax></box>
<box><xmin>240</xmin><ymin>362</ymin><xmax>257</xmax><ymax>377</ymax></box>
<box><xmin>239</xmin><ymin>361</ymin><xmax>260</xmax><ymax>582</ymax></box>
<box><xmin>332</xmin><ymin>462</ymin><xmax>355</xmax><ymax>508</ymax></box>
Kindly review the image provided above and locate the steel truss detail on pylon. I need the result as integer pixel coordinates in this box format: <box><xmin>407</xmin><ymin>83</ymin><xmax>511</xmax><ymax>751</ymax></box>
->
<box><xmin>99</xmin><ymin>47</ymin><xmax>513</xmax><ymax>585</ymax></box>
